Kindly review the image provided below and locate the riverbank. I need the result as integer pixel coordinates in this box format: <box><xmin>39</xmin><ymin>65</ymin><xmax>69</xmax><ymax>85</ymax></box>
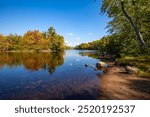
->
<box><xmin>0</xmin><ymin>49</ymin><xmax>65</xmax><ymax>53</ymax></box>
<box><xmin>99</xmin><ymin>63</ymin><xmax>150</xmax><ymax>99</ymax></box>
<box><xmin>118</xmin><ymin>56</ymin><xmax>150</xmax><ymax>78</ymax></box>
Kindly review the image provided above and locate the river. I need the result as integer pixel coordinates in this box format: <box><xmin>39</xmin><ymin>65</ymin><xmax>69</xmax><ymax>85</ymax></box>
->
<box><xmin>0</xmin><ymin>50</ymin><xmax>103</xmax><ymax>100</ymax></box>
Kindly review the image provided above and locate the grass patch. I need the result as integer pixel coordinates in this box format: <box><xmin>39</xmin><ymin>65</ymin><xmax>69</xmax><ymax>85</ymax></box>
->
<box><xmin>118</xmin><ymin>56</ymin><xmax>150</xmax><ymax>78</ymax></box>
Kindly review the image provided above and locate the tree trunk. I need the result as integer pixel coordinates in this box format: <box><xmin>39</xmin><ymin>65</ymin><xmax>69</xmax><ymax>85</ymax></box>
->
<box><xmin>120</xmin><ymin>1</ymin><xmax>145</xmax><ymax>46</ymax></box>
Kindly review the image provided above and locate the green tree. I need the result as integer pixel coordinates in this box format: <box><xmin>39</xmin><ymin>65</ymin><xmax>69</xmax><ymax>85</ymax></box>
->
<box><xmin>101</xmin><ymin>0</ymin><xmax>149</xmax><ymax>46</ymax></box>
<box><xmin>47</xmin><ymin>26</ymin><xmax>65</xmax><ymax>50</ymax></box>
<box><xmin>6</xmin><ymin>34</ymin><xmax>22</xmax><ymax>50</ymax></box>
<box><xmin>0</xmin><ymin>34</ymin><xmax>10</xmax><ymax>51</ymax></box>
<box><xmin>0</xmin><ymin>27</ymin><xmax>65</xmax><ymax>52</ymax></box>
<box><xmin>22</xmin><ymin>30</ymin><xmax>45</xmax><ymax>51</ymax></box>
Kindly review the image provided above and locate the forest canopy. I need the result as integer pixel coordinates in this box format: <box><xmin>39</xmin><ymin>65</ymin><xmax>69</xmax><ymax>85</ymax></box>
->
<box><xmin>0</xmin><ymin>27</ymin><xmax>65</xmax><ymax>52</ymax></box>
<box><xmin>76</xmin><ymin>0</ymin><xmax>150</xmax><ymax>58</ymax></box>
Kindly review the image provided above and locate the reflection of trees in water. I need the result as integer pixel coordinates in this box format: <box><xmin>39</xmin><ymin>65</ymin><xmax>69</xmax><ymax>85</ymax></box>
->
<box><xmin>0</xmin><ymin>51</ymin><xmax>64</xmax><ymax>74</ymax></box>
<box><xmin>46</xmin><ymin>52</ymin><xmax>65</xmax><ymax>74</ymax></box>
<box><xmin>0</xmin><ymin>53</ymin><xmax>22</xmax><ymax>68</ymax></box>
<box><xmin>79</xmin><ymin>51</ymin><xmax>99</xmax><ymax>59</ymax></box>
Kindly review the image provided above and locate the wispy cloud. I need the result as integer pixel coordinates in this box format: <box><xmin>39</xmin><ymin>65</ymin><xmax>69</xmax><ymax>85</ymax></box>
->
<box><xmin>66</xmin><ymin>33</ymin><xmax>74</xmax><ymax>36</ymax></box>
<box><xmin>76</xmin><ymin>37</ymin><xmax>80</xmax><ymax>40</ymax></box>
<box><xmin>88</xmin><ymin>33</ymin><xmax>94</xmax><ymax>35</ymax></box>
<box><xmin>65</xmin><ymin>40</ymin><xmax>68</xmax><ymax>44</ymax></box>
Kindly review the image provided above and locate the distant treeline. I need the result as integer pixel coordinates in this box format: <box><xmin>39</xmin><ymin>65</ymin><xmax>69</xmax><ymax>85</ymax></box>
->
<box><xmin>0</xmin><ymin>27</ymin><xmax>65</xmax><ymax>52</ymax></box>
<box><xmin>76</xmin><ymin>0</ymin><xmax>150</xmax><ymax>58</ymax></box>
<box><xmin>75</xmin><ymin>33</ymin><xmax>150</xmax><ymax>58</ymax></box>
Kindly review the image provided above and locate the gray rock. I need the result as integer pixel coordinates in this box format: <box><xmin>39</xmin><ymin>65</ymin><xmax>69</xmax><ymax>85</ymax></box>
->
<box><xmin>85</xmin><ymin>64</ymin><xmax>88</xmax><ymax>67</ymax></box>
<box><xmin>125</xmin><ymin>66</ymin><xmax>139</xmax><ymax>74</ymax></box>
<box><xmin>91</xmin><ymin>65</ymin><xmax>95</xmax><ymax>68</ymax></box>
<box><xmin>96</xmin><ymin>62</ymin><xmax>107</xmax><ymax>69</ymax></box>
<box><xmin>94</xmin><ymin>68</ymin><xmax>98</xmax><ymax>71</ymax></box>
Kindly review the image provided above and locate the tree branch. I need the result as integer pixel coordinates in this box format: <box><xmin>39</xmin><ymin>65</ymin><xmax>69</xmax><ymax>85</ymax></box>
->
<box><xmin>120</xmin><ymin>1</ymin><xmax>145</xmax><ymax>46</ymax></box>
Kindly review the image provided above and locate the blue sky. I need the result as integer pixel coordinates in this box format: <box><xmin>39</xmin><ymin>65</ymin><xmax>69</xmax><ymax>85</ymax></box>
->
<box><xmin>0</xmin><ymin>0</ymin><xmax>110</xmax><ymax>46</ymax></box>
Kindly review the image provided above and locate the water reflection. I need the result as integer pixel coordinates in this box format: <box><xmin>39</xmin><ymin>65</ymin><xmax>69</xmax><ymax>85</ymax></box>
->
<box><xmin>78</xmin><ymin>50</ymin><xmax>100</xmax><ymax>59</ymax></box>
<box><xmin>0</xmin><ymin>51</ymin><xmax>64</xmax><ymax>74</ymax></box>
<box><xmin>0</xmin><ymin>50</ymin><xmax>101</xmax><ymax>100</ymax></box>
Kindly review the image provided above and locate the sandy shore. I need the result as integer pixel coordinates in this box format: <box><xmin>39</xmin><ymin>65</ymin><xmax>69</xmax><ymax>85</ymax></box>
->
<box><xmin>99</xmin><ymin>63</ymin><xmax>150</xmax><ymax>100</ymax></box>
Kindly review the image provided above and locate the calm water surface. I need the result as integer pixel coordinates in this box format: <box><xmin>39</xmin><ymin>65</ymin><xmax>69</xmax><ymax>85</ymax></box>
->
<box><xmin>0</xmin><ymin>50</ymin><xmax>103</xmax><ymax>99</ymax></box>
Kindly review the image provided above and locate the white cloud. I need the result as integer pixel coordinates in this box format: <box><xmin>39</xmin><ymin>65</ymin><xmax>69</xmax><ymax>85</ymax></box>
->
<box><xmin>64</xmin><ymin>38</ymin><xmax>81</xmax><ymax>46</ymax></box>
<box><xmin>89</xmin><ymin>33</ymin><xmax>94</xmax><ymax>35</ymax></box>
<box><xmin>76</xmin><ymin>37</ymin><xmax>80</xmax><ymax>40</ymax></box>
<box><xmin>65</xmin><ymin>40</ymin><xmax>68</xmax><ymax>43</ymax></box>
<box><xmin>66</xmin><ymin>33</ymin><xmax>74</xmax><ymax>36</ymax></box>
<box><xmin>74</xmin><ymin>42</ymin><xmax>80</xmax><ymax>46</ymax></box>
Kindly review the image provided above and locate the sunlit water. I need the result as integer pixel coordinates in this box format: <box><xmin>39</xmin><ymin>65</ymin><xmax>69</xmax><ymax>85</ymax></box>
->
<box><xmin>0</xmin><ymin>50</ymin><xmax>103</xmax><ymax>100</ymax></box>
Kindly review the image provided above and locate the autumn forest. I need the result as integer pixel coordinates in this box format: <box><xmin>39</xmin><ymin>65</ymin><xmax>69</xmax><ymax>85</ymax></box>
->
<box><xmin>0</xmin><ymin>27</ymin><xmax>65</xmax><ymax>52</ymax></box>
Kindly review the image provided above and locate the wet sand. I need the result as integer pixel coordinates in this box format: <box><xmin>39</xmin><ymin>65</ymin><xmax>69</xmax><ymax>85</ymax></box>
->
<box><xmin>99</xmin><ymin>63</ymin><xmax>150</xmax><ymax>100</ymax></box>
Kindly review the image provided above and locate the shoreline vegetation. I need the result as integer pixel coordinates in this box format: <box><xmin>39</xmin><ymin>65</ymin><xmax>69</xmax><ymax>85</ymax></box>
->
<box><xmin>0</xmin><ymin>27</ymin><xmax>66</xmax><ymax>52</ymax></box>
<box><xmin>75</xmin><ymin>0</ymin><xmax>150</xmax><ymax>82</ymax></box>
<box><xmin>0</xmin><ymin>50</ymin><xmax>52</xmax><ymax>53</ymax></box>
<box><xmin>0</xmin><ymin>49</ymin><xmax>60</xmax><ymax>53</ymax></box>
<box><xmin>75</xmin><ymin>0</ymin><xmax>150</xmax><ymax>99</ymax></box>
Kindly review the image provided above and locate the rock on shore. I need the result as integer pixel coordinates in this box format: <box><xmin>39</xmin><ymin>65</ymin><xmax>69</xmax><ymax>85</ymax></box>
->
<box><xmin>96</xmin><ymin>62</ymin><xmax>107</xmax><ymax>69</ymax></box>
<box><xmin>125</xmin><ymin>66</ymin><xmax>139</xmax><ymax>74</ymax></box>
